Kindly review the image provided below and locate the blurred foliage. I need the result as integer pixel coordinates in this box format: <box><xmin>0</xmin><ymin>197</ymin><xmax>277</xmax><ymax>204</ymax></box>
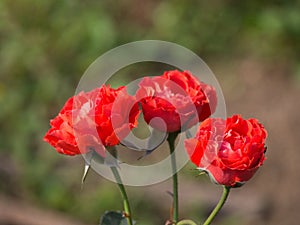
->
<box><xmin>0</xmin><ymin>0</ymin><xmax>299</xmax><ymax>224</ymax></box>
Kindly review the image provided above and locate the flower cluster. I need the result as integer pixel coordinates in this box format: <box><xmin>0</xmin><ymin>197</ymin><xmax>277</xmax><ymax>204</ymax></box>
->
<box><xmin>45</xmin><ymin>70</ymin><xmax>267</xmax><ymax>186</ymax></box>
<box><xmin>44</xmin><ymin>69</ymin><xmax>268</xmax><ymax>224</ymax></box>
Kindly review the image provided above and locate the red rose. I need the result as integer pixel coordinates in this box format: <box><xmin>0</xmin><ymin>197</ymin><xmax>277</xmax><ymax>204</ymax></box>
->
<box><xmin>44</xmin><ymin>85</ymin><xmax>140</xmax><ymax>156</ymax></box>
<box><xmin>185</xmin><ymin>115</ymin><xmax>267</xmax><ymax>187</ymax></box>
<box><xmin>137</xmin><ymin>70</ymin><xmax>217</xmax><ymax>132</ymax></box>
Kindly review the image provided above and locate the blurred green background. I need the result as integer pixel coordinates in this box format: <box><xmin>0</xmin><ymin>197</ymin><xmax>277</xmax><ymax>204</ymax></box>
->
<box><xmin>1</xmin><ymin>0</ymin><xmax>300</xmax><ymax>225</ymax></box>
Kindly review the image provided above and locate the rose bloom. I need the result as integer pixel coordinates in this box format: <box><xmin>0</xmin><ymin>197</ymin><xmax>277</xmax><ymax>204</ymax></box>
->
<box><xmin>185</xmin><ymin>115</ymin><xmax>267</xmax><ymax>187</ymax></box>
<box><xmin>44</xmin><ymin>85</ymin><xmax>140</xmax><ymax>156</ymax></box>
<box><xmin>137</xmin><ymin>70</ymin><xmax>217</xmax><ymax>132</ymax></box>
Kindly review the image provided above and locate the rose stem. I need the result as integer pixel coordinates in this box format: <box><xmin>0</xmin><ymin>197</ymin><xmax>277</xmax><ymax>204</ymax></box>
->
<box><xmin>167</xmin><ymin>131</ymin><xmax>179</xmax><ymax>223</ymax></box>
<box><xmin>202</xmin><ymin>186</ymin><xmax>231</xmax><ymax>225</ymax></box>
<box><xmin>110</xmin><ymin>166</ymin><xmax>133</xmax><ymax>225</ymax></box>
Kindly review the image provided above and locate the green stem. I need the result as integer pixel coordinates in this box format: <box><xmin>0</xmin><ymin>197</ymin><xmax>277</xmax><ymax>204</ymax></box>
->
<box><xmin>110</xmin><ymin>166</ymin><xmax>133</xmax><ymax>225</ymax></box>
<box><xmin>202</xmin><ymin>186</ymin><xmax>231</xmax><ymax>225</ymax></box>
<box><xmin>167</xmin><ymin>132</ymin><xmax>179</xmax><ymax>223</ymax></box>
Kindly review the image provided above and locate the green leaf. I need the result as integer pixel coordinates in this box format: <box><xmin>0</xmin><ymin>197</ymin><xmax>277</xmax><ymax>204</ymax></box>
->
<box><xmin>177</xmin><ymin>219</ymin><xmax>197</xmax><ymax>225</ymax></box>
<box><xmin>99</xmin><ymin>211</ymin><xmax>128</xmax><ymax>225</ymax></box>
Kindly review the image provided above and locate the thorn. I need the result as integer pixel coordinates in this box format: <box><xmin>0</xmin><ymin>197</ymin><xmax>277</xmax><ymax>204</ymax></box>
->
<box><xmin>165</xmin><ymin>219</ymin><xmax>174</xmax><ymax>225</ymax></box>
<box><xmin>81</xmin><ymin>163</ymin><xmax>90</xmax><ymax>189</ymax></box>
<box><xmin>122</xmin><ymin>212</ymin><xmax>130</xmax><ymax>218</ymax></box>
<box><xmin>81</xmin><ymin>151</ymin><xmax>94</xmax><ymax>189</ymax></box>
<box><xmin>166</xmin><ymin>190</ymin><xmax>173</xmax><ymax>197</ymax></box>
<box><xmin>199</xmin><ymin>171</ymin><xmax>206</xmax><ymax>176</ymax></box>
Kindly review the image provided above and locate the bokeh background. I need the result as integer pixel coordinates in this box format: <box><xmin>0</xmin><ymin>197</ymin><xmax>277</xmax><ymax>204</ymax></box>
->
<box><xmin>1</xmin><ymin>0</ymin><xmax>300</xmax><ymax>224</ymax></box>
